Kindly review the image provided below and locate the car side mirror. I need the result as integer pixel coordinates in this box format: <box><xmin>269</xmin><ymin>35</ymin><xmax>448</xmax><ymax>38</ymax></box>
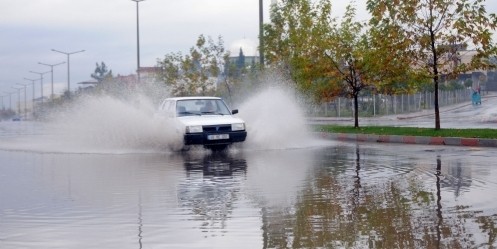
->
<box><xmin>231</xmin><ymin>109</ymin><xmax>239</xmax><ymax>115</ymax></box>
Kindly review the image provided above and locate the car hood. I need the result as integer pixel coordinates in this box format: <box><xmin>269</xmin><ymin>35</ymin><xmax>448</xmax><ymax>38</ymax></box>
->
<box><xmin>178</xmin><ymin>115</ymin><xmax>245</xmax><ymax>126</ymax></box>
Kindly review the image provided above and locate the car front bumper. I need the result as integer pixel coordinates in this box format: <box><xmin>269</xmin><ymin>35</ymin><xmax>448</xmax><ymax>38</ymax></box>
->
<box><xmin>184</xmin><ymin>131</ymin><xmax>247</xmax><ymax>145</ymax></box>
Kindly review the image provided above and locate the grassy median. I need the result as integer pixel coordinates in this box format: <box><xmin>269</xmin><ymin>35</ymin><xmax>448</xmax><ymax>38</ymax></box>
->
<box><xmin>317</xmin><ymin>125</ymin><xmax>497</xmax><ymax>139</ymax></box>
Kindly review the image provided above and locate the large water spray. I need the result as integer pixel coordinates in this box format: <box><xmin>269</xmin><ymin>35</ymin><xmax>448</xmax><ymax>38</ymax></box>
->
<box><xmin>0</xmin><ymin>78</ymin><xmax>326</xmax><ymax>154</ymax></box>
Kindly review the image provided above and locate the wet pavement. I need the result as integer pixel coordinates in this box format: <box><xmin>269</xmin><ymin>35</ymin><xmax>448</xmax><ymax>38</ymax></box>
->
<box><xmin>1</xmin><ymin>125</ymin><xmax>497</xmax><ymax>248</ymax></box>
<box><xmin>1</xmin><ymin>92</ymin><xmax>497</xmax><ymax>248</ymax></box>
<box><xmin>309</xmin><ymin>93</ymin><xmax>497</xmax><ymax>129</ymax></box>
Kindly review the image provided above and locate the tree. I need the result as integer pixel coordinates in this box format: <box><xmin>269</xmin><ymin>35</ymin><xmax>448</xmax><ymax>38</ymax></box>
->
<box><xmin>322</xmin><ymin>3</ymin><xmax>414</xmax><ymax>128</ymax></box>
<box><xmin>322</xmin><ymin>4</ymin><xmax>373</xmax><ymax>128</ymax></box>
<box><xmin>91</xmin><ymin>62</ymin><xmax>113</xmax><ymax>83</ymax></box>
<box><xmin>366</xmin><ymin>12</ymin><xmax>426</xmax><ymax>96</ymax></box>
<box><xmin>156</xmin><ymin>35</ymin><xmax>229</xmax><ymax>96</ymax></box>
<box><xmin>263</xmin><ymin>0</ymin><xmax>414</xmax><ymax>128</ymax></box>
<box><xmin>224</xmin><ymin>48</ymin><xmax>248</xmax><ymax>80</ymax></box>
<box><xmin>263</xmin><ymin>0</ymin><xmax>336</xmax><ymax>96</ymax></box>
<box><xmin>367</xmin><ymin>0</ymin><xmax>497</xmax><ymax>130</ymax></box>
<box><xmin>236</xmin><ymin>47</ymin><xmax>246</xmax><ymax>75</ymax></box>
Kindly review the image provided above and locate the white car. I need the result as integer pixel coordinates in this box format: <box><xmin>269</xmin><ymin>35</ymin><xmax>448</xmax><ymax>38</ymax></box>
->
<box><xmin>156</xmin><ymin>96</ymin><xmax>247</xmax><ymax>150</ymax></box>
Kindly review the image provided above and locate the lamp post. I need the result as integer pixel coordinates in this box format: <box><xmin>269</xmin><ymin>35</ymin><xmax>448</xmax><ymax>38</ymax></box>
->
<box><xmin>39</xmin><ymin>61</ymin><xmax>65</xmax><ymax>100</ymax></box>
<box><xmin>3</xmin><ymin>92</ymin><xmax>14</xmax><ymax>111</ymax></box>
<box><xmin>16</xmin><ymin>83</ymin><xmax>28</xmax><ymax>118</ymax></box>
<box><xmin>131</xmin><ymin>0</ymin><xmax>145</xmax><ymax>84</ymax></box>
<box><xmin>12</xmin><ymin>87</ymin><xmax>22</xmax><ymax>115</ymax></box>
<box><xmin>259</xmin><ymin>0</ymin><xmax>264</xmax><ymax>67</ymax></box>
<box><xmin>0</xmin><ymin>95</ymin><xmax>4</xmax><ymax>110</ymax></box>
<box><xmin>24</xmin><ymin>78</ymin><xmax>38</xmax><ymax>116</ymax></box>
<box><xmin>29</xmin><ymin>71</ymin><xmax>50</xmax><ymax>105</ymax></box>
<box><xmin>51</xmin><ymin>49</ymin><xmax>85</xmax><ymax>98</ymax></box>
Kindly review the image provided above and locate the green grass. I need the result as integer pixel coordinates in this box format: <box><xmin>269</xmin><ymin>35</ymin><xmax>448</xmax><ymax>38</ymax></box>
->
<box><xmin>317</xmin><ymin>125</ymin><xmax>497</xmax><ymax>139</ymax></box>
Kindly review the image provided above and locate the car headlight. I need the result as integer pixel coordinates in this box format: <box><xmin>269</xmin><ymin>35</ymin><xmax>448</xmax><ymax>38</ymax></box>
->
<box><xmin>186</xmin><ymin>125</ymin><xmax>203</xmax><ymax>133</ymax></box>
<box><xmin>231</xmin><ymin>123</ymin><xmax>245</xmax><ymax>131</ymax></box>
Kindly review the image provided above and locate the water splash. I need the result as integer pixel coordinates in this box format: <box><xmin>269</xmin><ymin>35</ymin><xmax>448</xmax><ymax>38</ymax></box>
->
<box><xmin>48</xmin><ymin>95</ymin><xmax>178</xmax><ymax>153</ymax></box>
<box><xmin>0</xmin><ymin>77</ymin><xmax>327</xmax><ymax>154</ymax></box>
<box><xmin>0</xmin><ymin>94</ymin><xmax>177</xmax><ymax>154</ymax></box>
<box><xmin>237</xmin><ymin>83</ymin><xmax>326</xmax><ymax>150</ymax></box>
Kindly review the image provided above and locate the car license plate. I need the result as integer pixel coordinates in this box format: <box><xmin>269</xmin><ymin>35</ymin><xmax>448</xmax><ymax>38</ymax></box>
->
<box><xmin>207</xmin><ymin>134</ymin><xmax>229</xmax><ymax>140</ymax></box>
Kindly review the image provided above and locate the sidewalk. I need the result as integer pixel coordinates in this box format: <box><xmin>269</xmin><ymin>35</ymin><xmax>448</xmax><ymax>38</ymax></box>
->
<box><xmin>319</xmin><ymin>132</ymin><xmax>497</xmax><ymax>148</ymax></box>
<box><xmin>310</xmin><ymin>94</ymin><xmax>497</xmax><ymax>126</ymax></box>
<box><xmin>312</xmin><ymin>93</ymin><xmax>497</xmax><ymax>148</ymax></box>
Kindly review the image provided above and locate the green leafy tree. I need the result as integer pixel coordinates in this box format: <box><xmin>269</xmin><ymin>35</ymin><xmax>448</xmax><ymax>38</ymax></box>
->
<box><xmin>366</xmin><ymin>13</ymin><xmax>426</xmax><ymax>95</ymax></box>
<box><xmin>323</xmin><ymin>4</ymin><xmax>413</xmax><ymax>128</ymax></box>
<box><xmin>322</xmin><ymin>4</ymin><xmax>374</xmax><ymax>128</ymax></box>
<box><xmin>264</xmin><ymin>0</ymin><xmax>415</xmax><ymax>127</ymax></box>
<box><xmin>91</xmin><ymin>62</ymin><xmax>113</xmax><ymax>83</ymax></box>
<box><xmin>236</xmin><ymin>48</ymin><xmax>246</xmax><ymax>75</ymax></box>
<box><xmin>367</xmin><ymin>0</ymin><xmax>497</xmax><ymax>130</ymax></box>
<box><xmin>263</xmin><ymin>0</ymin><xmax>336</xmax><ymax>97</ymax></box>
<box><xmin>224</xmin><ymin>48</ymin><xmax>248</xmax><ymax>80</ymax></box>
<box><xmin>440</xmin><ymin>80</ymin><xmax>464</xmax><ymax>90</ymax></box>
<box><xmin>156</xmin><ymin>35</ymin><xmax>229</xmax><ymax>96</ymax></box>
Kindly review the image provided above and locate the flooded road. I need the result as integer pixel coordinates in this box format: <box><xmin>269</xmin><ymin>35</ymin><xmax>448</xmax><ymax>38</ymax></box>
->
<box><xmin>1</xmin><ymin>132</ymin><xmax>497</xmax><ymax>248</ymax></box>
<box><xmin>1</xmin><ymin>88</ymin><xmax>497</xmax><ymax>248</ymax></box>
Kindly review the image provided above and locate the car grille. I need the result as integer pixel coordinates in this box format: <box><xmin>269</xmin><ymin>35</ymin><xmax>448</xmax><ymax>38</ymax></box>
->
<box><xmin>202</xmin><ymin>125</ymin><xmax>232</xmax><ymax>132</ymax></box>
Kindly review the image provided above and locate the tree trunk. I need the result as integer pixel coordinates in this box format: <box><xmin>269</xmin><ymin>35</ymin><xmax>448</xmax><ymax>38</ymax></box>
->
<box><xmin>354</xmin><ymin>94</ymin><xmax>359</xmax><ymax>128</ymax></box>
<box><xmin>434</xmin><ymin>75</ymin><xmax>440</xmax><ymax>130</ymax></box>
<box><xmin>430</xmin><ymin>24</ymin><xmax>441</xmax><ymax>130</ymax></box>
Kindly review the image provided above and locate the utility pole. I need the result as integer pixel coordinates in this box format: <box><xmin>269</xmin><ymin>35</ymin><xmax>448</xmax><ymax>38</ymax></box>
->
<box><xmin>16</xmin><ymin>83</ymin><xmax>28</xmax><ymax>118</ymax></box>
<box><xmin>259</xmin><ymin>0</ymin><xmax>265</xmax><ymax>68</ymax></box>
<box><xmin>24</xmin><ymin>78</ymin><xmax>39</xmax><ymax>116</ymax></box>
<box><xmin>51</xmin><ymin>49</ymin><xmax>85</xmax><ymax>98</ymax></box>
<box><xmin>39</xmin><ymin>61</ymin><xmax>65</xmax><ymax>101</ymax></box>
<box><xmin>12</xmin><ymin>87</ymin><xmax>22</xmax><ymax>115</ymax></box>
<box><xmin>3</xmin><ymin>92</ymin><xmax>14</xmax><ymax>111</ymax></box>
<box><xmin>131</xmin><ymin>0</ymin><xmax>145</xmax><ymax>84</ymax></box>
<box><xmin>29</xmin><ymin>71</ymin><xmax>50</xmax><ymax>105</ymax></box>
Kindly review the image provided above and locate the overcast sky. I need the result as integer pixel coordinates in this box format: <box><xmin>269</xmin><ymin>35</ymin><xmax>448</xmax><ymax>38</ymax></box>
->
<box><xmin>1</xmin><ymin>0</ymin><xmax>496</xmax><ymax>105</ymax></box>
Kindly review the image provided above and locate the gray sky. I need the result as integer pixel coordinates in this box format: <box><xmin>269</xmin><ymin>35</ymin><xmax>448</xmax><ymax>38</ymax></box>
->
<box><xmin>1</xmin><ymin>0</ymin><xmax>496</xmax><ymax>105</ymax></box>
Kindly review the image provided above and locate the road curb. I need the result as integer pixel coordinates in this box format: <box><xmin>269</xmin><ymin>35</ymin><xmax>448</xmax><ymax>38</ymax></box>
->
<box><xmin>319</xmin><ymin>132</ymin><xmax>497</xmax><ymax>148</ymax></box>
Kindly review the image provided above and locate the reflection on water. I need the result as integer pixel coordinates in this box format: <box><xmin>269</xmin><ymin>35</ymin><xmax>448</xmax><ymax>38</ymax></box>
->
<box><xmin>1</xmin><ymin>144</ymin><xmax>497</xmax><ymax>248</ymax></box>
<box><xmin>183</xmin><ymin>151</ymin><xmax>248</xmax><ymax>176</ymax></box>
<box><xmin>179</xmin><ymin>152</ymin><xmax>248</xmax><ymax>235</ymax></box>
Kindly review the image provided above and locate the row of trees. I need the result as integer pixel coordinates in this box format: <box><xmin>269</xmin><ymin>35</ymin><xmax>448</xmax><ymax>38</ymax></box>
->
<box><xmin>151</xmin><ymin>0</ymin><xmax>497</xmax><ymax>129</ymax></box>
<box><xmin>262</xmin><ymin>0</ymin><xmax>497</xmax><ymax>129</ymax></box>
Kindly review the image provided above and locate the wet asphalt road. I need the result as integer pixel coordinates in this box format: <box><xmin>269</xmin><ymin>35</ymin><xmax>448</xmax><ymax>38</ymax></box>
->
<box><xmin>1</xmin><ymin>121</ymin><xmax>497</xmax><ymax>248</ymax></box>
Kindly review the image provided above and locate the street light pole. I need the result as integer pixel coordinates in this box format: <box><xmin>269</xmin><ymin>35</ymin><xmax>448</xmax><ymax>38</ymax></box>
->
<box><xmin>12</xmin><ymin>87</ymin><xmax>22</xmax><ymax>115</ymax></box>
<box><xmin>38</xmin><ymin>61</ymin><xmax>65</xmax><ymax>101</ymax></box>
<box><xmin>24</xmin><ymin>78</ymin><xmax>38</xmax><ymax>116</ymax></box>
<box><xmin>29</xmin><ymin>71</ymin><xmax>50</xmax><ymax>105</ymax></box>
<box><xmin>16</xmin><ymin>83</ymin><xmax>28</xmax><ymax>118</ymax></box>
<box><xmin>259</xmin><ymin>0</ymin><xmax>264</xmax><ymax>67</ymax></box>
<box><xmin>24</xmin><ymin>78</ymin><xmax>38</xmax><ymax>106</ymax></box>
<box><xmin>51</xmin><ymin>49</ymin><xmax>85</xmax><ymax>98</ymax></box>
<box><xmin>131</xmin><ymin>0</ymin><xmax>145</xmax><ymax>84</ymax></box>
<box><xmin>3</xmin><ymin>92</ymin><xmax>14</xmax><ymax>111</ymax></box>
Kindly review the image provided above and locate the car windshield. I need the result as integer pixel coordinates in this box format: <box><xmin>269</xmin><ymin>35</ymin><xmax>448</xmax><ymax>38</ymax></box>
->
<box><xmin>176</xmin><ymin>99</ymin><xmax>231</xmax><ymax>116</ymax></box>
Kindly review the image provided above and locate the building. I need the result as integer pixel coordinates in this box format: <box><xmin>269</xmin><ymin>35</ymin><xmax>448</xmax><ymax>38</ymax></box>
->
<box><xmin>138</xmin><ymin>67</ymin><xmax>162</xmax><ymax>83</ymax></box>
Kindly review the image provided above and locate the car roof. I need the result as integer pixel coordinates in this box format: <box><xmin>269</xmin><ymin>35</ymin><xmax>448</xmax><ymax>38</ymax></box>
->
<box><xmin>165</xmin><ymin>96</ymin><xmax>222</xmax><ymax>101</ymax></box>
